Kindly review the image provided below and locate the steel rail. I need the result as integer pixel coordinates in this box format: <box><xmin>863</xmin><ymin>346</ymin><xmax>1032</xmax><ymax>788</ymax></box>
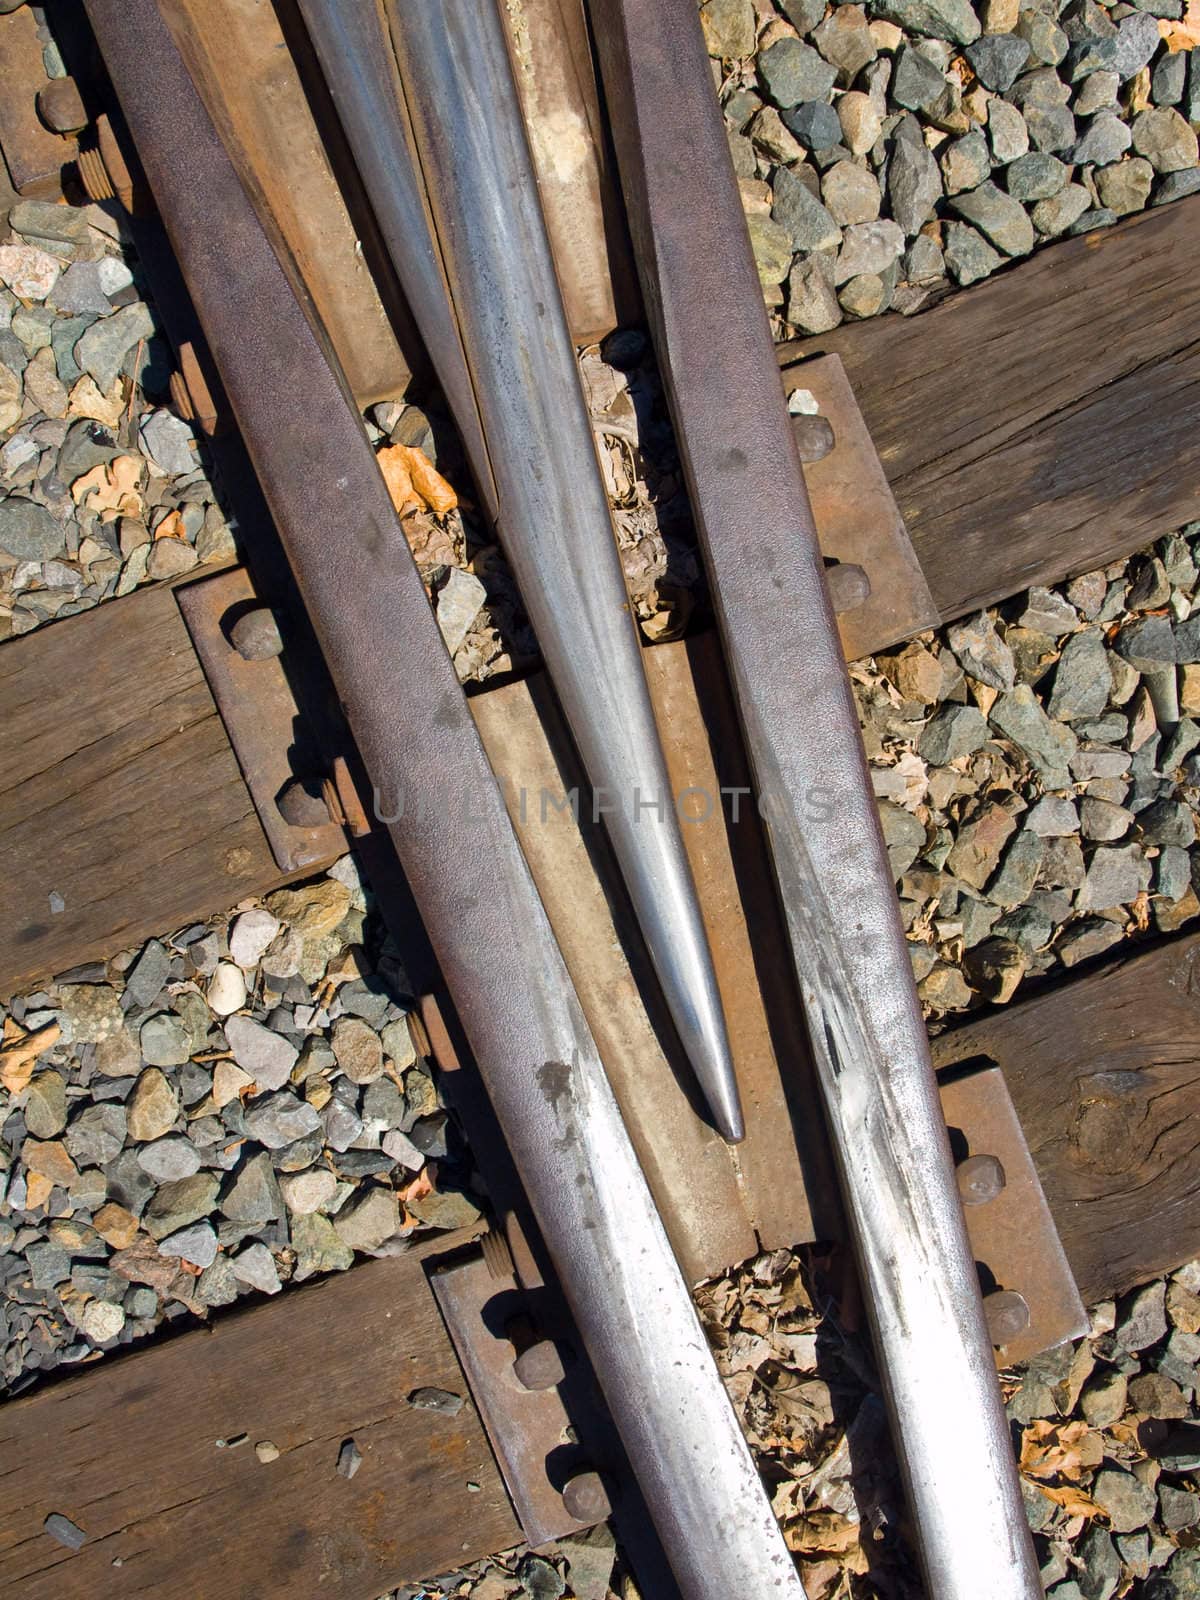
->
<box><xmin>290</xmin><ymin>0</ymin><xmax>498</xmax><ymax>525</ymax></box>
<box><xmin>587</xmin><ymin>3</ymin><xmax>1042</xmax><ymax>1596</ymax></box>
<box><xmin>305</xmin><ymin>0</ymin><xmax>743</xmax><ymax>1143</ymax></box>
<box><xmin>82</xmin><ymin>2</ymin><xmax>805</xmax><ymax>1593</ymax></box>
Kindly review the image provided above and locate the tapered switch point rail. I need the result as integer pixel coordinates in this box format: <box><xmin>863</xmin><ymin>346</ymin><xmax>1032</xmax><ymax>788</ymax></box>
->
<box><xmin>371</xmin><ymin>0</ymin><xmax>743</xmax><ymax>1144</ymax></box>
<box><xmin>82</xmin><ymin>1</ymin><xmax>803</xmax><ymax>1593</ymax></box>
<box><xmin>589</xmin><ymin>2</ymin><xmax>1041</xmax><ymax>1596</ymax></box>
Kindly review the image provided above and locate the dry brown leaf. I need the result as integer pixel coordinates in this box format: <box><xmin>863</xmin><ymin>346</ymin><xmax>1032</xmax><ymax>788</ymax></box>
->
<box><xmin>153</xmin><ymin>509</ymin><xmax>186</xmax><ymax>541</ymax></box>
<box><xmin>1031</xmin><ymin>1480</ymin><xmax>1108</xmax><ymax>1521</ymax></box>
<box><xmin>399</xmin><ymin>1169</ymin><xmax>434</xmax><ymax>1206</ymax></box>
<box><xmin>1160</xmin><ymin>0</ymin><xmax>1200</xmax><ymax>49</ymax></box>
<box><xmin>785</xmin><ymin>1513</ymin><xmax>869</xmax><ymax>1571</ymax></box>
<box><xmin>1130</xmin><ymin>890</ymin><xmax>1151</xmax><ymax>933</ymax></box>
<box><xmin>71</xmin><ymin>455</ymin><xmax>144</xmax><ymax>521</ymax></box>
<box><xmin>0</xmin><ymin>1022</ymin><xmax>61</xmax><ymax>1094</ymax></box>
<box><xmin>1020</xmin><ymin>1418</ymin><xmax>1094</xmax><ymax>1481</ymax></box>
<box><xmin>377</xmin><ymin>443</ymin><xmax>457</xmax><ymax>515</ymax></box>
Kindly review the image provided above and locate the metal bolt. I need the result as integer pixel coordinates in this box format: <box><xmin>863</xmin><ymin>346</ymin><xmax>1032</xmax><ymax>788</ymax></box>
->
<box><xmin>276</xmin><ymin>777</ymin><xmax>333</xmax><ymax>829</ymax></box>
<box><xmin>561</xmin><ymin>1469</ymin><xmax>611</xmax><ymax>1524</ymax></box>
<box><xmin>480</xmin><ymin>1224</ymin><xmax>515</xmax><ymax>1282</ymax></box>
<box><xmin>956</xmin><ymin>1153</ymin><xmax>1007</xmax><ymax>1207</ymax></box>
<box><xmin>229</xmin><ymin>607</ymin><xmax>284</xmax><ymax>661</ymax></box>
<box><xmin>513</xmin><ymin>1339</ymin><xmax>565</xmax><ymax>1392</ymax></box>
<box><xmin>792</xmin><ymin>412</ymin><xmax>835</xmax><ymax>464</ymax></box>
<box><xmin>37</xmin><ymin>77</ymin><xmax>88</xmax><ymax>135</ymax></box>
<box><xmin>983</xmin><ymin>1289</ymin><xmax>1030</xmax><ymax>1346</ymax></box>
<box><xmin>825</xmin><ymin>561</ymin><xmax>871</xmax><ymax>615</ymax></box>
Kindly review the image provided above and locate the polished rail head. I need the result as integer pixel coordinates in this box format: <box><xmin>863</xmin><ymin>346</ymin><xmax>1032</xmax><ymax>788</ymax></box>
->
<box><xmin>358</xmin><ymin>0</ymin><xmax>744</xmax><ymax>1142</ymax></box>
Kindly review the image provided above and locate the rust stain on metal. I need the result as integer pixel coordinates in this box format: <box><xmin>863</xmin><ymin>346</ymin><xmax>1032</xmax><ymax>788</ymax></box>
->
<box><xmin>940</xmin><ymin>1063</ymin><xmax>1089</xmax><ymax>1367</ymax></box>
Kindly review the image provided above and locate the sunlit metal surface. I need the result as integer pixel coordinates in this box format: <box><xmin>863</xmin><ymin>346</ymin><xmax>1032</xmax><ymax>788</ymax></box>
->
<box><xmin>589</xmin><ymin>1</ymin><xmax>1042</xmax><ymax>1594</ymax></box>
<box><xmin>84</xmin><ymin>2</ymin><xmax>804</xmax><ymax>1591</ymax></box>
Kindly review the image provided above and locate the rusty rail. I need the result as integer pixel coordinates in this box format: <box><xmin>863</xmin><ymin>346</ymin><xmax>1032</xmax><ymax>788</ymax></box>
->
<box><xmin>589</xmin><ymin>1</ymin><xmax>1041</xmax><ymax>1595</ymax></box>
<box><xmin>82</xmin><ymin>1</ymin><xmax>805</xmax><ymax>1593</ymax></box>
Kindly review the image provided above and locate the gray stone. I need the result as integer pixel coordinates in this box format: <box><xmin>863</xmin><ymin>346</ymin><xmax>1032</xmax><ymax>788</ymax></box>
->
<box><xmin>878</xmin><ymin>800</ymin><xmax>926</xmax><ymax>877</ymax></box>
<box><xmin>0</xmin><ymin>495</ymin><xmax>64</xmax><ymax>561</ymax></box>
<box><xmin>1020</xmin><ymin>586</ymin><xmax>1080</xmax><ymax>636</ymax></box>
<box><xmin>224</xmin><ymin>1015</ymin><xmax>298</xmax><ymax>1093</ymax></box>
<box><xmin>127</xmin><ymin>1067</ymin><xmax>180</xmax><ymax>1142</ymax></box>
<box><xmin>137</xmin><ymin>1136</ymin><xmax>202</xmax><ymax>1183</ymax></box>
<box><xmin>1153</xmin><ymin>49</ymin><xmax>1188</xmax><ymax>105</ymax></box>
<box><xmin>1114</xmin><ymin>11</ymin><xmax>1163</xmax><ymax>79</ymax></box>
<box><xmin>50</xmin><ymin>261</ymin><xmax>111</xmax><ymax>316</ymax></box>
<box><xmin>1137</xmin><ymin>799</ymin><xmax>1196</xmax><ymax>848</ymax></box>
<box><xmin>243</xmin><ymin>1092</ymin><xmax>322</xmax><ymax>1151</ymax></box>
<box><xmin>988</xmin><ymin>97</ymin><xmax>1031</xmax><ymax>165</ymax></box>
<box><xmin>333</xmin><ymin>1185</ymin><xmax>401</xmax><ymax>1253</ymax></box>
<box><xmin>138</xmin><ymin>408</ymin><xmax>196</xmax><ymax>476</ymax></box>
<box><xmin>43</xmin><ymin>1513</ymin><xmax>87</xmax><ymax>1551</ymax></box>
<box><xmin>1160</xmin><ymin>1485</ymin><xmax>1200</xmax><ymax>1533</ymax></box>
<box><xmin>1081</xmin><ymin>1367</ymin><xmax>1128</xmax><ymax>1426</ymax></box>
<box><xmin>1077</xmin><ymin>1526</ymin><xmax>1120</xmax><ymax>1600</ymax></box>
<box><xmin>1091</xmin><ymin>1468</ymin><xmax>1157</xmax><ymax>1534</ymax></box>
<box><xmin>988</xmin><ymin>829</ymin><xmax>1045</xmax><ymax>907</ymax></box>
<box><xmin>1096</xmin><ymin>156</ymin><xmax>1155</xmax><ymax>214</ymax></box>
<box><xmin>943</xmin><ymin>221</ymin><xmax>1003</xmax><ymax>284</ymax></box>
<box><xmin>993</xmin><ymin>903</ymin><xmax>1054</xmax><ymax>951</ymax></box>
<box><xmin>872</xmin><ymin>0</ymin><xmax>981</xmax><ymax>45</ymax></box>
<box><xmin>783</xmin><ymin>101</ymin><xmax>843</xmax><ymax>151</ymax></box>
<box><xmin>787</xmin><ymin>256</ymin><xmax>842</xmax><ymax>332</ymax></box>
<box><xmin>966</xmin><ymin>33</ymin><xmax>1031</xmax><ymax>91</ymax></box>
<box><xmin>821</xmin><ymin>161</ymin><xmax>881</xmax><ymax>226</ymax></box>
<box><xmin>745</xmin><ymin>212</ymin><xmax>795</xmax><ymax>286</ymax></box>
<box><xmin>1072</xmin><ymin>111</ymin><xmax>1132</xmax><ymax>167</ymax></box>
<box><xmin>1032</xmin><ymin>184</ymin><xmax>1093</xmax><ymax>235</ymax></box>
<box><xmin>1079</xmin><ymin>844</ymin><xmax>1151</xmax><ymax>909</ymax></box>
<box><xmin>290</xmin><ymin>1211</ymin><xmax>354</xmax><ymax>1279</ymax></box>
<box><xmin>834</xmin><ymin>218</ymin><xmax>905</xmax><ymax>282</ymax></box>
<box><xmin>220</xmin><ymin>1150</ymin><xmax>284</xmax><ymax>1224</ymax></box>
<box><xmin>784</xmin><ymin>0</ymin><xmax>825</xmax><ymax>32</ymax></box>
<box><xmin>125</xmin><ymin>939</ymin><xmax>170</xmax><ymax>1008</ymax></box>
<box><xmin>1120</xmin><ymin>1278</ymin><xmax>1168</xmax><ymax>1351</ymax></box>
<box><xmin>1117</xmin><ymin>614</ymin><xmax>1177</xmax><ymax>670</ymax></box>
<box><xmin>760</xmin><ymin>38</ymin><xmax>837</xmax><ymax>108</ymax></box>
<box><xmin>143</xmin><ymin>1172</ymin><xmax>221</xmax><ymax>1239</ymax></box>
<box><xmin>1080</xmin><ymin>797</ymin><xmax>1133</xmax><ymax>841</ymax></box>
<box><xmin>990</xmin><ymin>685</ymin><xmax>1078</xmax><ymax>784</ymax></box>
<box><xmin>812</xmin><ymin>7</ymin><xmax>877</xmax><ymax>82</ymax></box>
<box><xmin>1132</xmin><ymin>106</ymin><xmax>1200</xmax><ymax>172</ymax></box>
<box><xmin>947</xmin><ymin>611</ymin><xmax>1016</xmax><ymax>690</ymax></box>
<box><xmin>230</xmin><ymin>1240</ymin><xmax>281</xmax><ymax>1295</ymax></box>
<box><xmin>918</xmin><ymin>703</ymin><xmax>990</xmax><ymax>763</ymax></box>
<box><xmin>891</xmin><ymin>44</ymin><xmax>946</xmax><ymax>110</ymax></box>
<box><xmin>699</xmin><ymin>0</ymin><xmax>756</xmax><ymax>59</ymax></box>
<box><xmin>140</xmin><ymin>1012</ymin><xmax>191</xmax><ymax>1068</ymax></box>
<box><xmin>1065</xmin><ymin>36</ymin><xmax>1119</xmax><ymax>85</ymax></box>
<box><xmin>278</xmin><ymin>1165</ymin><xmax>338</xmax><ymax>1215</ymax></box>
<box><xmin>839</xmin><ymin>272</ymin><xmax>889</xmax><ymax>318</ymax></box>
<box><xmin>331</xmin><ymin>1016</ymin><xmax>384</xmax><ymax>1085</ymax></box>
<box><xmin>887</xmin><ymin>129</ymin><xmax>942</xmax><ymax>233</ymax></box>
<box><xmin>157</xmin><ymin>1220</ymin><xmax>218</xmax><ymax>1269</ymax></box>
<box><xmin>74</xmin><ymin>303</ymin><xmax>155</xmax><ymax>392</ymax></box>
<box><xmin>1075</xmin><ymin>69</ymin><xmax>1119</xmax><ymax>114</ymax></box>
<box><xmin>27</xmin><ymin>1241</ymin><xmax>72</xmax><ymax>1289</ymax></box>
<box><xmin>773</xmin><ymin>166</ymin><xmax>843</xmax><ymax>251</ymax></box>
<box><xmin>1016</xmin><ymin>9</ymin><xmax>1069</xmax><ymax>67</ymax></box>
<box><xmin>65</xmin><ymin>1103</ymin><xmax>126</xmax><ymax>1167</ymax></box>
<box><xmin>903</xmin><ymin>233</ymin><xmax>944</xmax><ymax>281</ymax></box>
<box><xmin>196</xmin><ymin>1254</ymin><xmax>240</xmax><ymax>1307</ymax></box>
<box><xmin>1026</xmin><ymin>795</ymin><xmax>1080</xmax><ymax>836</ymax></box>
<box><xmin>949</xmin><ymin>180</ymin><xmax>1036</xmax><ymax>255</ymax></box>
<box><xmin>1157</xmin><ymin>844</ymin><xmax>1192</xmax><ymax>901</ymax></box>
<box><xmin>24</xmin><ymin>1072</ymin><xmax>67</xmax><ymax>1138</ymax></box>
<box><xmin>1048</xmin><ymin>628</ymin><xmax>1112</xmax><ymax>719</ymax></box>
<box><xmin>940</xmin><ymin>129</ymin><xmax>992</xmax><ymax>195</ymax></box>
<box><xmin>1006</xmin><ymin>152</ymin><xmax>1068</xmax><ymax>200</ymax></box>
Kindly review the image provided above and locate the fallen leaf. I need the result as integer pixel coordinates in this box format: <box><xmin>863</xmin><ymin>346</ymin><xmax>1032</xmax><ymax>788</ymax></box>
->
<box><xmin>153</xmin><ymin>509</ymin><xmax>186</xmax><ymax>541</ymax></box>
<box><xmin>1020</xmin><ymin>1418</ymin><xmax>1095</xmax><ymax>1481</ymax></box>
<box><xmin>0</xmin><ymin>1022</ymin><xmax>61</xmax><ymax>1093</ymax></box>
<box><xmin>399</xmin><ymin>1168</ymin><xmax>434</xmax><ymax>1207</ymax></box>
<box><xmin>1160</xmin><ymin>0</ymin><xmax>1200</xmax><ymax>49</ymax></box>
<box><xmin>377</xmin><ymin>443</ymin><xmax>457</xmax><ymax>516</ymax></box>
<box><xmin>1031</xmin><ymin>1480</ymin><xmax>1107</xmax><ymax>1521</ymax></box>
<box><xmin>71</xmin><ymin>455</ymin><xmax>144</xmax><ymax>522</ymax></box>
<box><xmin>1130</xmin><ymin>890</ymin><xmax>1151</xmax><ymax>933</ymax></box>
<box><xmin>784</xmin><ymin>1512</ymin><xmax>867</xmax><ymax>1561</ymax></box>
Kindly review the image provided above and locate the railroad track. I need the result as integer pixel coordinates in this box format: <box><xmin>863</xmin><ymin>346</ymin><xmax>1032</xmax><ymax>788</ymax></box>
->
<box><xmin>0</xmin><ymin>2</ymin><xmax>1198</xmax><ymax>1597</ymax></box>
